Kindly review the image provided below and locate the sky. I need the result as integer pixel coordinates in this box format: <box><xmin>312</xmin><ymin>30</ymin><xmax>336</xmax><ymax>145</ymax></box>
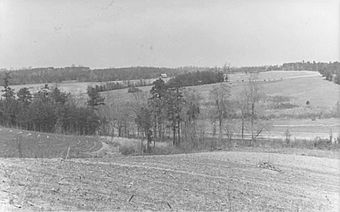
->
<box><xmin>0</xmin><ymin>0</ymin><xmax>339</xmax><ymax>69</ymax></box>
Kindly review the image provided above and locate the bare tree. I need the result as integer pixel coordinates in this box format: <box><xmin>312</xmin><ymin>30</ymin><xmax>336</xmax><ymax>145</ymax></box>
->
<box><xmin>209</xmin><ymin>82</ymin><xmax>232</xmax><ymax>144</ymax></box>
<box><xmin>239</xmin><ymin>73</ymin><xmax>269</xmax><ymax>145</ymax></box>
<box><xmin>224</xmin><ymin>122</ymin><xmax>236</xmax><ymax>147</ymax></box>
<box><xmin>284</xmin><ymin>128</ymin><xmax>291</xmax><ymax>145</ymax></box>
<box><xmin>182</xmin><ymin>89</ymin><xmax>201</xmax><ymax>148</ymax></box>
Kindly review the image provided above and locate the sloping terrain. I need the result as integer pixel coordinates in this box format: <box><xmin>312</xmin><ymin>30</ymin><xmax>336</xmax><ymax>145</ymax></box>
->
<box><xmin>0</xmin><ymin>127</ymin><xmax>102</xmax><ymax>158</ymax></box>
<box><xmin>99</xmin><ymin>71</ymin><xmax>339</xmax><ymax>140</ymax></box>
<box><xmin>100</xmin><ymin>70</ymin><xmax>339</xmax><ymax>109</ymax></box>
<box><xmin>0</xmin><ymin>151</ymin><xmax>339</xmax><ymax>211</ymax></box>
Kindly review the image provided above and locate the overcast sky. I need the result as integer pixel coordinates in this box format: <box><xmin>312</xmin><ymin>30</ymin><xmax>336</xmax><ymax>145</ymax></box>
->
<box><xmin>0</xmin><ymin>0</ymin><xmax>339</xmax><ymax>69</ymax></box>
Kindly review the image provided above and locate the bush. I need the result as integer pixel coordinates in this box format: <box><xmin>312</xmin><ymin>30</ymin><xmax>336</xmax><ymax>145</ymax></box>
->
<box><xmin>127</xmin><ymin>86</ymin><xmax>142</xmax><ymax>93</ymax></box>
<box><xmin>119</xmin><ymin>145</ymin><xmax>136</xmax><ymax>155</ymax></box>
<box><xmin>312</xmin><ymin>137</ymin><xmax>331</xmax><ymax>149</ymax></box>
<box><xmin>272</xmin><ymin>103</ymin><xmax>298</xmax><ymax>109</ymax></box>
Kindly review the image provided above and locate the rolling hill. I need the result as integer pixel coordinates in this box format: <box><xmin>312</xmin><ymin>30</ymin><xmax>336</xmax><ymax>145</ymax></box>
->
<box><xmin>100</xmin><ymin>70</ymin><xmax>339</xmax><ymax>109</ymax></box>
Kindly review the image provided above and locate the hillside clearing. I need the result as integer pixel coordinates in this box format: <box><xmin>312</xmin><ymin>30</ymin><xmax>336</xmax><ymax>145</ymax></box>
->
<box><xmin>99</xmin><ymin>71</ymin><xmax>339</xmax><ymax>109</ymax></box>
<box><xmin>0</xmin><ymin>151</ymin><xmax>339</xmax><ymax>211</ymax></box>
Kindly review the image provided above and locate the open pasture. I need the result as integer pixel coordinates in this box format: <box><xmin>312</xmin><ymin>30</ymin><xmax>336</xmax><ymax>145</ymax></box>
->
<box><xmin>101</xmin><ymin>70</ymin><xmax>339</xmax><ymax>110</ymax></box>
<box><xmin>10</xmin><ymin>77</ymin><xmax>166</xmax><ymax>96</ymax></box>
<box><xmin>229</xmin><ymin>70</ymin><xmax>321</xmax><ymax>82</ymax></box>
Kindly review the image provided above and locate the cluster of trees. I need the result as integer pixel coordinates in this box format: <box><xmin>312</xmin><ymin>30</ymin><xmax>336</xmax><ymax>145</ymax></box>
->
<box><xmin>318</xmin><ymin>68</ymin><xmax>340</xmax><ymax>85</ymax></box>
<box><xmin>207</xmin><ymin>74</ymin><xmax>269</xmax><ymax>145</ymax></box>
<box><xmin>95</xmin><ymin>78</ymin><xmax>203</xmax><ymax>152</ymax></box>
<box><xmin>0</xmin><ymin>73</ymin><xmax>103</xmax><ymax>134</ymax></box>
<box><xmin>97</xmin><ymin>73</ymin><xmax>269</xmax><ymax>152</ymax></box>
<box><xmin>167</xmin><ymin>70</ymin><xmax>225</xmax><ymax>87</ymax></box>
<box><xmin>281</xmin><ymin>61</ymin><xmax>339</xmax><ymax>72</ymax></box>
<box><xmin>117</xmin><ymin>79</ymin><xmax>191</xmax><ymax>151</ymax></box>
<box><xmin>280</xmin><ymin>61</ymin><xmax>340</xmax><ymax>84</ymax></box>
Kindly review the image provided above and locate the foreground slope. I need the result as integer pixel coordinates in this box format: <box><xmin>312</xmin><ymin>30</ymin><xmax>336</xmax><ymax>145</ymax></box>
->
<box><xmin>0</xmin><ymin>151</ymin><xmax>339</xmax><ymax>211</ymax></box>
<box><xmin>0</xmin><ymin>127</ymin><xmax>103</xmax><ymax>158</ymax></box>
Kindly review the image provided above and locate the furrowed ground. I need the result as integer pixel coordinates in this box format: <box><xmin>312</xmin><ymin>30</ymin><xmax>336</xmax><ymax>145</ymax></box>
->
<box><xmin>0</xmin><ymin>126</ymin><xmax>339</xmax><ymax>211</ymax></box>
<box><xmin>0</xmin><ymin>151</ymin><xmax>339</xmax><ymax>211</ymax></box>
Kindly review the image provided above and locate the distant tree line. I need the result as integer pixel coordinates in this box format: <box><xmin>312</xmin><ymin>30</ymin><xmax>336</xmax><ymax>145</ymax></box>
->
<box><xmin>0</xmin><ymin>73</ymin><xmax>103</xmax><ymax>135</ymax></box>
<box><xmin>0</xmin><ymin>66</ymin><xmax>180</xmax><ymax>86</ymax></box>
<box><xmin>1</xmin><ymin>61</ymin><xmax>339</xmax><ymax>86</ymax></box>
<box><xmin>281</xmin><ymin>61</ymin><xmax>339</xmax><ymax>72</ymax></box>
<box><xmin>91</xmin><ymin>79</ymin><xmax>151</xmax><ymax>93</ymax></box>
<box><xmin>90</xmin><ymin>70</ymin><xmax>226</xmax><ymax>93</ymax></box>
<box><xmin>281</xmin><ymin>61</ymin><xmax>340</xmax><ymax>84</ymax></box>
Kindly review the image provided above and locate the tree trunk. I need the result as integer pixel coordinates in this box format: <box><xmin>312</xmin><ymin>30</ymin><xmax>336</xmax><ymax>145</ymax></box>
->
<box><xmin>219</xmin><ymin>117</ymin><xmax>223</xmax><ymax>144</ymax></box>
<box><xmin>251</xmin><ymin>102</ymin><xmax>255</xmax><ymax>145</ymax></box>
<box><xmin>158</xmin><ymin>119</ymin><xmax>162</xmax><ymax>141</ymax></box>
<box><xmin>241</xmin><ymin>115</ymin><xmax>244</xmax><ymax>142</ymax></box>
<box><xmin>177</xmin><ymin>120</ymin><xmax>181</xmax><ymax>145</ymax></box>
<box><xmin>146</xmin><ymin>130</ymin><xmax>152</xmax><ymax>153</ymax></box>
<box><xmin>173</xmin><ymin>124</ymin><xmax>176</xmax><ymax>146</ymax></box>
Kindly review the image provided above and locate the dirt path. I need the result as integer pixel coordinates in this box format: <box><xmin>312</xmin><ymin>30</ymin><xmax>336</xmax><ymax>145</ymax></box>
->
<box><xmin>0</xmin><ymin>151</ymin><xmax>339</xmax><ymax>211</ymax></box>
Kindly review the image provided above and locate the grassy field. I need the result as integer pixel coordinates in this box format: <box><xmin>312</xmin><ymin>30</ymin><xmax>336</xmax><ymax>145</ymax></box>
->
<box><xmin>0</xmin><ymin>151</ymin><xmax>339</xmax><ymax>211</ymax></box>
<box><xmin>99</xmin><ymin>70</ymin><xmax>339</xmax><ymax>109</ymax></box>
<box><xmin>0</xmin><ymin>127</ymin><xmax>103</xmax><ymax>158</ymax></box>
<box><xmin>229</xmin><ymin>70</ymin><xmax>321</xmax><ymax>82</ymax></box>
<box><xmin>199</xmin><ymin>118</ymin><xmax>340</xmax><ymax>140</ymax></box>
<box><xmin>10</xmin><ymin>77</ymin><xmax>169</xmax><ymax>97</ymax></box>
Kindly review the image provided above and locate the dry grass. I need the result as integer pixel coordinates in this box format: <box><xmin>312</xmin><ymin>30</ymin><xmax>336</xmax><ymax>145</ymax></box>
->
<box><xmin>99</xmin><ymin>71</ymin><xmax>339</xmax><ymax>114</ymax></box>
<box><xmin>0</xmin><ymin>127</ymin><xmax>102</xmax><ymax>158</ymax></box>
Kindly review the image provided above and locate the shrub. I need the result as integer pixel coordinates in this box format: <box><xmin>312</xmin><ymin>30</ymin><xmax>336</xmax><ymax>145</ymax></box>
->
<box><xmin>128</xmin><ymin>86</ymin><xmax>142</xmax><ymax>93</ymax></box>
<box><xmin>272</xmin><ymin>103</ymin><xmax>298</xmax><ymax>109</ymax></box>
<box><xmin>312</xmin><ymin>137</ymin><xmax>331</xmax><ymax>149</ymax></box>
<box><xmin>119</xmin><ymin>145</ymin><xmax>136</xmax><ymax>155</ymax></box>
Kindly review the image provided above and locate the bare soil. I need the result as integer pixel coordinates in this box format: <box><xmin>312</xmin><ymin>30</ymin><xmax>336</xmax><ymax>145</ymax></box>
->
<box><xmin>0</xmin><ymin>151</ymin><xmax>339</xmax><ymax>211</ymax></box>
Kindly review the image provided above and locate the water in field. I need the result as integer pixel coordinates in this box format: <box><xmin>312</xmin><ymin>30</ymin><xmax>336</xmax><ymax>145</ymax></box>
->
<box><xmin>202</xmin><ymin>118</ymin><xmax>340</xmax><ymax>140</ymax></box>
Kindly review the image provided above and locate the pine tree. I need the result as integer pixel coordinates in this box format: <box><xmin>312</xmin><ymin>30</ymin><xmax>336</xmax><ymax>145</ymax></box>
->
<box><xmin>149</xmin><ymin>78</ymin><xmax>167</xmax><ymax>141</ymax></box>
<box><xmin>87</xmin><ymin>86</ymin><xmax>105</xmax><ymax>110</ymax></box>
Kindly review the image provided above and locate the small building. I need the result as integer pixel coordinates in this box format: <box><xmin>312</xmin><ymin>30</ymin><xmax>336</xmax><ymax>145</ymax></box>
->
<box><xmin>160</xmin><ymin>73</ymin><xmax>167</xmax><ymax>78</ymax></box>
